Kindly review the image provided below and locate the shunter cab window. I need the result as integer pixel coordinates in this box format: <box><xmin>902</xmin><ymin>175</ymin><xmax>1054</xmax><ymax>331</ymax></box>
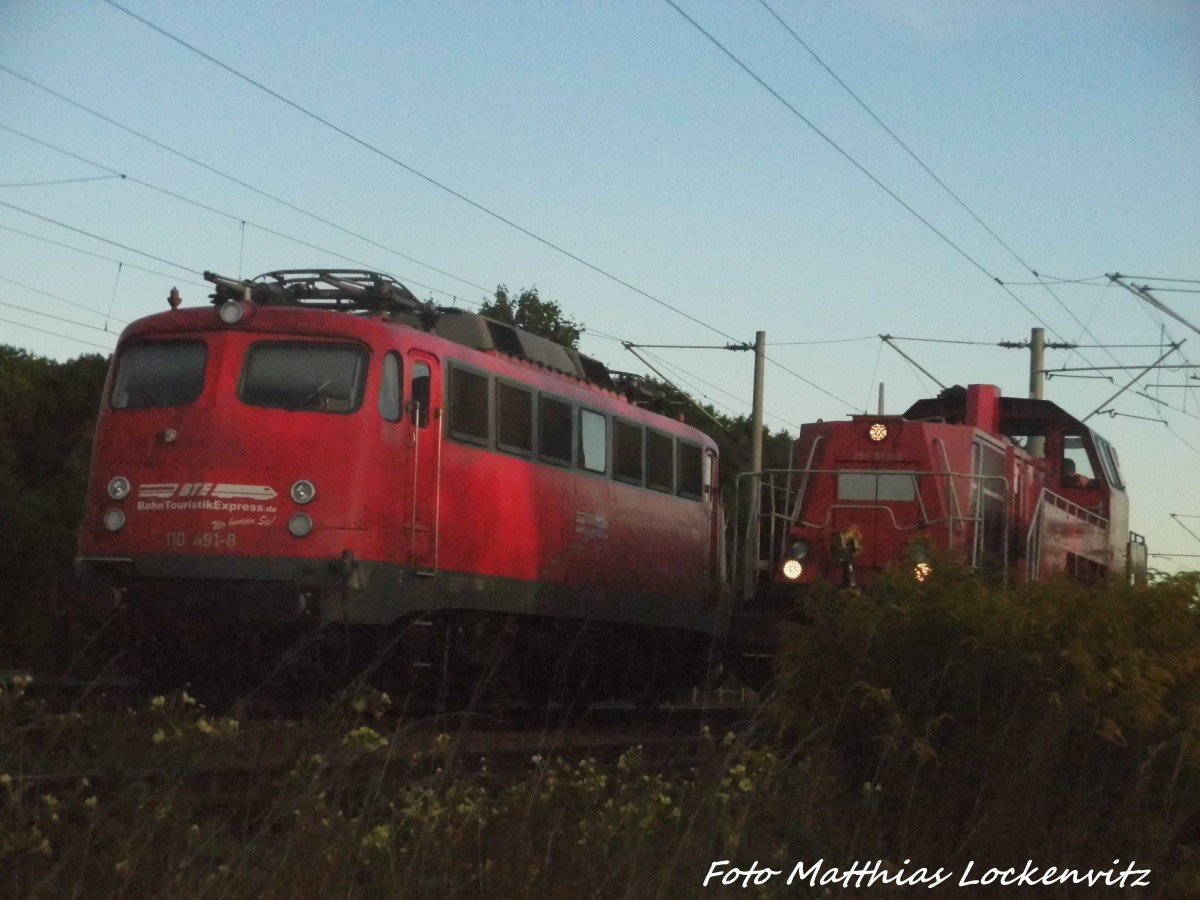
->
<box><xmin>240</xmin><ymin>342</ymin><xmax>367</xmax><ymax>413</ymax></box>
<box><xmin>111</xmin><ymin>341</ymin><xmax>207</xmax><ymax>409</ymax></box>
<box><xmin>1062</xmin><ymin>436</ymin><xmax>1097</xmax><ymax>486</ymax></box>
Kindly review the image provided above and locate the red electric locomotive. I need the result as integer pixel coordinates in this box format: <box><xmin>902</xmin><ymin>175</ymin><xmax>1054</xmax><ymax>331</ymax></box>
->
<box><xmin>77</xmin><ymin>270</ymin><xmax>725</xmax><ymax>704</ymax></box>
<box><xmin>731</xmin><ymin>383</ymin><xmax>1147</xmax><ymax>686</ymax></box>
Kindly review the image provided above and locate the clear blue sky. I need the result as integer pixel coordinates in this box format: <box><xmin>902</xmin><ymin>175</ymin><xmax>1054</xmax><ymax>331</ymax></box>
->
<box><xmin>2</xmin><ymin>1</ymin><xmax>1198</xmax><ymax>570</ymax></box>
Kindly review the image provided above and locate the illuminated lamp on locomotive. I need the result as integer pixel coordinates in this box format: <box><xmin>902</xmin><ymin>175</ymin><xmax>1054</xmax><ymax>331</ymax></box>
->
<box><xmin>729</xmin><ymin>383</ymin><xmax>1147</xmax><ymax>688</ymax></box>
<box><xmin>76</xmin><ymin>269</ymin><xmax>726</xmax><ymax>704</ymax></box>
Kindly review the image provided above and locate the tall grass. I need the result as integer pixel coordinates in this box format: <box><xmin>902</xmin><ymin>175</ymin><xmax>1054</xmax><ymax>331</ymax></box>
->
<box><xmin>3</xmin><ymin>567</ymin><xmax>1197</xmax><ymax>898</ymax></box>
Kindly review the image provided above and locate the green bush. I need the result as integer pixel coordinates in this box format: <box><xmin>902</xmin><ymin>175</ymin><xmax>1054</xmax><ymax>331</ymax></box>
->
<box><xmin>767</xmin><ymin>560</ymin><xmax>1200</xmax><ymax>896</ymax></box>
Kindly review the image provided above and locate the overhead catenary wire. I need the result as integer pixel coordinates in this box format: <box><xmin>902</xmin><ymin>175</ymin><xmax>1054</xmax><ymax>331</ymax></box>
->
<box><xmin>1114</xmin><ymin>276</ymin><xmax>1200</xmax><ymax>285</ymax></box>
<box><xmin>663</xmin><ymin>0</ymin><xmax>1052</xmax><ymax>335</ymax></box>
<box><xmin>92</xmin><ymin>4</ymin><xmax>746</xmax><ymax>347</ymax></box>
<box><xmin>879</xmin><ymin>336</ymin><xmax>947</xmax><ymax>390</ymax></box>
<box><xmin>752</xmin><ymin>1</ymin><xmax>1130</xmax><ymax>382</ymax></box>
<box><xmin>0</xmin><ymin>297</ymin><xmax>125</xmax><ymax>336</ymax></box>
<box><xmin>756</xmin><ymin>0</ymin><xmax>1037</xmax><ymax>280</ymax></box>
<box><xmin>0</xmin><ymin>122</ymin><xmax>470</xmax><ymax>304</ymax></box>
<box><xmin>0</xmin><ymin>314</ymin><xmax>115</xmax><ymax>352</ymax></box>
<box><xmin>0</xmin><ymin>68</ymin><xmax>493</xmax><ymax>302</ymax></box>
<box><xmin>64</xmin><ymin>9</ymin><xmax>859</xmax><ymax>410</ymax></box>
<box><xmin>0</xmin><ymin>174</ymin><xmax>124</xmax><ymax>188</ymax></box>
<box><xmin>636</xmin><ymin>348</ymin><xmax>747</xmax><ymax>421</ymax></box>
<box><xmin>0</xmin><ymin>200</ymin><xmax>201</xmax><ymax>276</ymax></box>
<box><xmin>0</xmin><ymin>273</ymin><xmax>130</xmax><ymax>325</ymax></box>
<box><xmin>0</xmin><ymin>222</ymin><xmax>208</xmax><ymax>286</ymax></box>
<box><xmin>732</xmin><ymin>1</ymin><xmax>1189</xmax><ymax>430</ymax></box>
<box><xmin>638</xmin><ymin>346</ymin><xmax>804</xmax><ymax>432</ymax></box>
<box><xmin>622</xmin><ymin>343</ymin><xmax>740</xmax><ymax>435</ymax></box>
<box><xmin>9</xmin><ymin>13</ymin><xmax>1190</xmax><ymax>451</ymax></box>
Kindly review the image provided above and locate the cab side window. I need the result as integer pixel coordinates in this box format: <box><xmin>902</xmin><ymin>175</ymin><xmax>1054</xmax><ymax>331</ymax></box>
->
<box><xmin>379</xmin><ymin>352</ymin><xmax>402</xmax><ymax>422</ymax></box>
<box><xmin>412</xmin><ymin>361</ymin><xmax>431</xmax><ymax>428</ymax></box>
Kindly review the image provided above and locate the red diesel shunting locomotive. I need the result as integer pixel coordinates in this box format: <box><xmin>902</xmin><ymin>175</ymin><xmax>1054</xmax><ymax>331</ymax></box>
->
<box><xmin>730</xmin><ymin>383</ymin><xmax>1148</xmax><ymax>686</ymax></box>
<box><xmin>77</xmin><ymin>270</ymin><xmax>725</xmax><ymax>704</ymax></box>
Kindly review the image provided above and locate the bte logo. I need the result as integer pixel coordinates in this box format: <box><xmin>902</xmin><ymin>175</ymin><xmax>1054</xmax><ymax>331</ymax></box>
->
<box><xmin>136</xmin><ymin>483</ymin><xmax>278</xmax><ymax>500</ymax></box>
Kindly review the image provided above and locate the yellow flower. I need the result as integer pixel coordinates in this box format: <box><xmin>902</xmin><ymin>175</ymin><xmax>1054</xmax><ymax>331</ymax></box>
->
<box><xmin>84</xmin><ymin>797</ymin><xmax>98</xmax><ymax>809</ymax></box>
<box><xmin>152</xmin><ymin>729</ymin><xmax>166</xmax><ymax>744</ymax></box>
<box><xmin>151</xmin><ymin>695</ymin><xmax>166</xmax><ymax>709</ymax></box>
<box><xmin>361</xmin><ymin>824</ymin><xmax>393</xmax><ymax>850</ymax></box>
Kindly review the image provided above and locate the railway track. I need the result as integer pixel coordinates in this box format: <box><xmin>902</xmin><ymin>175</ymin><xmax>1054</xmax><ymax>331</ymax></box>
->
<box><xmin>3</xmin><ymin>703</ymin><xmax>765</xmax><ymax>814</ymax></box>
<box><xmin>0</xmin><ymin>670</ymin><xmax>142</xmax><ymax>691</ymax></box>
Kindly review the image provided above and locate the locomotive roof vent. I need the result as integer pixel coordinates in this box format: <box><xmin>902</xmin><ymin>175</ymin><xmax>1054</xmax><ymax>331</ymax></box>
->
<box><xmin>486</xmin><ymin>320</ymin><xmax>526</xmax><ymax>357</ymax></box>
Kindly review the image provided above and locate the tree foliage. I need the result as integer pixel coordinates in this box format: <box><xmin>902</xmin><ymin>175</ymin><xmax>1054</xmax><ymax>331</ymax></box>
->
<box><xmin>480</xmin><ymin>284</ymin><xmax>584</xmax><ymax>350</ymax></box>
<box><xmin>0</xmin><ymin>345</ymin><xmax>111</xmax><ymax>667</ymax></box>
<box><xmin>0</xmin><ymin>346</ymin><xmax>109</xmax><ymax>581</ymax></box>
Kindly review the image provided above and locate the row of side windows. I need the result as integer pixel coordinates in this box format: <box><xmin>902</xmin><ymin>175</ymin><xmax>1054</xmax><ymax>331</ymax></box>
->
<box><xmin>447</xmin><ymin>362</ymin><xmax>705</xmax><ymax>500</ymax></box>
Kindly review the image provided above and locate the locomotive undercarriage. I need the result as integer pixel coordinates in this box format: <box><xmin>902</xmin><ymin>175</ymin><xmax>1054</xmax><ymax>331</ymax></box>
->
<box><xmin>117</xmin><ymin>576</ymin><xmax>724</xmax><ymax>712</ymax></box>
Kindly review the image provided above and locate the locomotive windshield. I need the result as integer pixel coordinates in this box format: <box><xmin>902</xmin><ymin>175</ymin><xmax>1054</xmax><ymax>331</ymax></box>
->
<box><xmin>239</xmin><ymin>342</ymin><xmax>367</xmax><ymax>413</ymax></box>
<box><xmin>837</xmin><ymin>471</ymin><xmax>917</xmax><ymax>501</ymax></box>
<box><xmin>111</xmin><ymin>341</ymin><xmax>207</xmax><ymax>409</ymax></box>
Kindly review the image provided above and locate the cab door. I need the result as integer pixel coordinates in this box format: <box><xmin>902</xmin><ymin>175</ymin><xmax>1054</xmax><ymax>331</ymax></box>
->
<box><xmin>405</xmin><ymin>352</ymin><xmax>441</xmax><ymax>573</ymax></box>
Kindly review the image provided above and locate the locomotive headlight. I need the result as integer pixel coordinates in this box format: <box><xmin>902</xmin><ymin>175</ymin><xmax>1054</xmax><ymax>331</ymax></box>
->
<box><xmin>780</xmin><ymin>539</ymin><xmax>810</xmax><ymax>581</ymax></box>
<box><xmin>288</xmin><ymin>512</ymin><xmax>313</xmax><ymax>537</ymax></box>
<box><xmin>107</xmin><ymin>476</ymin><xmax>131</xmax><ymax>500</ymax></box>
<box><xmin>103</xmin><ymin>508</ymin><xmax>126</xmax><ymax>532</ymax></box>
<box><xmin>907</xmin><ymin>538</ymin><xmax>932</xmax><ymax>582</ymax></box>
<box><xmin>290</xmin><ymin>479</ymin><xmax>316</xmax><ymax>504</ymax></box>
<box><xmin>218</xmin><ymin>300</ymin><xmax>245</xmax><ymax>325</ymax></box>
<box><xmin>868</xmin><ymin>422</ymin><xmax>888</xmax><ymax>442</ymax></box>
